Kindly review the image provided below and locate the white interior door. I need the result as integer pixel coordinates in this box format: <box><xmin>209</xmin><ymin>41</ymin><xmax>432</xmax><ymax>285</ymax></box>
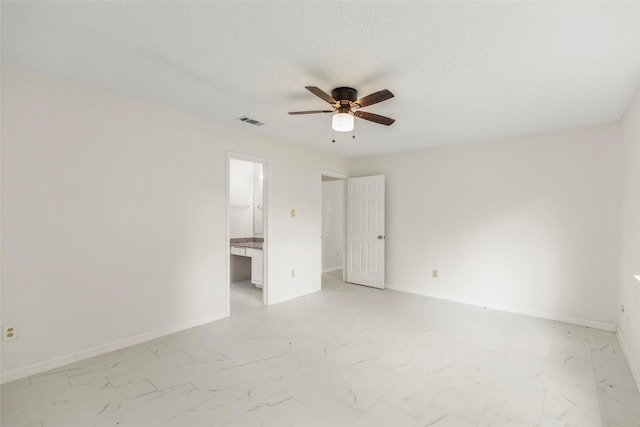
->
<box><xmin>346</xmin><ymin>175</ymin><xmax>385</xmax><ymax>289</ymax></box>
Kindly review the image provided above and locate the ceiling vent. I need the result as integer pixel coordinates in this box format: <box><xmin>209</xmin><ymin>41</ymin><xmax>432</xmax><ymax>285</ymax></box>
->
<box><xmin>236</xmin><ymin>116</ymin><xmax>264</xmax><ymax>126</ymax></box>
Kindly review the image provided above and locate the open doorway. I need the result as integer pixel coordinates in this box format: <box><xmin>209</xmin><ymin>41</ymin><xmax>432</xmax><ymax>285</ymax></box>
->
<box><xmin>320</xmin><ymin>172</ymin><xmax>387</xmax><ymax>290</ymax></box>
<box><xmin>228</xmin><ymin>155</ymin><xmax>268</xmax><ymax>313</ymax></box>
<box><xmin>321</xmin><ymin>171</ymin><xmax>347</xmax><ymax>288</ymax></box>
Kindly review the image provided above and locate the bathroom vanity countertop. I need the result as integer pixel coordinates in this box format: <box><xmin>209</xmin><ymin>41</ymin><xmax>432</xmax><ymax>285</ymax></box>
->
<box><xmin>233</xmin><ymin>242</ymin><xmax>263</xmax><ymax>250</ymax></box>
<box><xmin>230</xmin><ymin>238</ymin><xmax>263</xmax><ymax>250</ymax></box>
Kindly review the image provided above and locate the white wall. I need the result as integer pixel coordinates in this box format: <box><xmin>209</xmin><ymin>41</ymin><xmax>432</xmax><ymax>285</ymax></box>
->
<box><xmin>0</xmin><ymin>66</ymin><xmax>349</xmax><ymax>382</ymax></box>
<box><xmin>351</xmin><ymin>125</ymin><xmax>622</xmax><ymax>328</ymax></box>
<box><xmin>321</xmin><ymin>179</ymin><xmax>344</xmax><ymax>272</ymax></box>
<box><xmin>229</xmin><ymin>159</ymin><xmax>255</xmax><ymax>238</ymax></box>
<box><xmin>618</xmin><ymin>87</ymin><xmax>640</xmax><ymax>385</ymax></box>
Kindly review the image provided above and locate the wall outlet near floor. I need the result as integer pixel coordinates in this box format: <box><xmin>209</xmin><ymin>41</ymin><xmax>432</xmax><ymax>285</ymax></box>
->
<box><xmin>620</xmin><ymin>305</ymin><xmax>625</xmax><ymax>313</ymax></box>
<box><xmin>3</xmin><ymin>325</ymin><xmax>17</xmax><ymax>341</ymax></box>
<box><xmin>432</xmin><ymin>269</ymin><xmax>439</xmax><ymax>278</ymax></box>
<box><xmin>291</xmin><ymin>269</ymin><xmax>296</xmax><ymax>278</ymax></box>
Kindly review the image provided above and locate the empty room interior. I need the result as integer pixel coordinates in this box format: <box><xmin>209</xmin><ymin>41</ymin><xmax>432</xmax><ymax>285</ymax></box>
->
<box><xmin>3</xmin><ymin>2</ymin><xmax>640</xmax><ymax>426</ymax></box>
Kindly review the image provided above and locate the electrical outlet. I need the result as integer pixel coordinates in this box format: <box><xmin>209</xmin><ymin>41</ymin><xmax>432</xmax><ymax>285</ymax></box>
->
<box><xmin>291</xmin><ymin>269</ymin><xmax>296</xmax><ymax>278</ymax></box>
<box><xmin>290</xmin><ymin>208</ymin><xmax>296</xmax><ymax>218</ymax></box>
<box><xmin>336</xmin><ymin>251</ymin><xmax>340</xmax><ymax>258</ymax></box>
<box><xmin>432</xmin><ymin>269</ymin><xmax>439</xmax><ymax>278</ymax></box>
<box><xmin>3</xmin><ymin>325</ymin><xmax>17</xmax><ymax>341</ymax></box>
<box><xmin>620</xmin><ymin>305</ymin><xmax>625</xmax><ymax>313</ymax></box>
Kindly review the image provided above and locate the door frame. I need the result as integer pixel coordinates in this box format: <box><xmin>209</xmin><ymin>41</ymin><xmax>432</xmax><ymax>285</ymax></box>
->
<box><xmin>226</xmin><ymin>152</ymin><xmax>271</xmax><ymax>315</ymax></box>
<box><xmin>320</xmin><ymin>170</ymin><xmax>349</xmax><ymax>283</ymax></box>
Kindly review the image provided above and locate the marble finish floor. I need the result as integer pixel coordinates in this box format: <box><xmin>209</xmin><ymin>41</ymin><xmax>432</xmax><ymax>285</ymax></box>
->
<box><xmin>2</xmin><ymin>273</ymin><xmax>640</xmax><ymax>427</ymax></box>
<box><xmin>230</xmin><ymin>280</ymin><xmax>263</xmax><ymax>311</ymax></box>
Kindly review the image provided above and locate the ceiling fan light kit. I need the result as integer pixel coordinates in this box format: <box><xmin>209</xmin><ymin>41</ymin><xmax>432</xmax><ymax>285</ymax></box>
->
<box><xmin>289</xmin><ymin>86</ymin><xmax>395</xmax><ymax>140</ymax></box>
<box><xmin>332</xmin><ymin>112</ymin><xmax>354</xmax><ymax>132</ymax></box>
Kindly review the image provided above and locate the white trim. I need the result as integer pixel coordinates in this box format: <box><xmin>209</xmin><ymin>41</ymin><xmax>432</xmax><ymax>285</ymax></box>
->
<box><xmin>0</xmin><ymin>312</ymin><xmax>226</xmax><ymax>384</ymax></box>
<box><xmin>320</xmin><ymin>170</ymin><xmax>349</xmax><ymax>180</ymax></box>
<box><xmin>387</xmin><ymin>284</ymin><xmax>617</xmax><ymax>332</ymax></box>
<box><xmin>322</xmin><ymin>266</ymin><xmax>343</xmax><ymax>274</ymax></box>
<box><xmin>617</xmin><ymin>327</ymin><xmax>640</xmax><ymax>391</ymax></box>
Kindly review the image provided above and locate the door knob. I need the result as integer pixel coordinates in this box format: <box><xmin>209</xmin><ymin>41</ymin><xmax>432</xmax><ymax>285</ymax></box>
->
<box><xmin>378</xmin><ymin>235</ymin><xmax>383</xmax><ymax>240</ymax></box>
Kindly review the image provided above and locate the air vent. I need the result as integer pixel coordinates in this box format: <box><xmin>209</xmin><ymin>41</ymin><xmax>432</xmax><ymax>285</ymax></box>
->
<box><xmin>236</xmin><ymin>116</ymin><xmax>264</xmax><ymax>126</ymax></box>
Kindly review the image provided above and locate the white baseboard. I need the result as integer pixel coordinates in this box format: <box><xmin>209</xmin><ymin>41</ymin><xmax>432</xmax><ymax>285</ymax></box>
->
<box><xmin>617</xmin><ymin>327</ymin><xmax>640</xmax><ymax>391</ymax></box>
<box><xmin>322</xmin><ymin>266</ymin><xmax>343</xmax><ymax>274</ymax></box>
<box><xmin>387</xmin><ymin>284</ymin><xmax>617</xmax><ymax>332</ymax></box>
<box><xmin>1</xmin><ymin>311</ymin><xmax>227</xmax><ymax>384</ymax></box>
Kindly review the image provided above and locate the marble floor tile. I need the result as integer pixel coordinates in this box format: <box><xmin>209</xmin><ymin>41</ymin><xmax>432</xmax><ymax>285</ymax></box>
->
<box><xmin>67</xmin><ymin>348</ymin><xmax>160</xmax><ymax>388</ymax></box>
<box><xmin>381</xmin><ymin>371</ymin><xmax>450</xmax><ymax>418</ymax></box>
<box><xmin>171</xmin><ymin>386</ymin><xmax>253</xmax><ymax>426</ymax></box>
<box><xmin>417</xmin><ymin>404</ymin><xmax>477</xmax><ymax>427</ymax></box>
<box><xmin>2</xmin><ymin>273</ymin><xmax>640</xmax><ymax>427</ymax></box>
<box><xmin>485</xmin><ymin>380</ymin><xmax>545</xmax><ymax>426</ymax></box>
<box><xmin>3</xmin><ymin>378</ymin><xmax>111</xmax><ymax>427</ymax></box>
<box><xmin>284</xmin><ymin>364</ymin><xmax>355</xmax><ymax>403</ymax></box>
<box><xmin>221</xmin><ymin>392</ymin><xmax>305</xmax><ymax>427</ymax></box>
<box><xmin>597</xmin><ymin>383</ymin><xmax>640</xmax><ymax>427</ymax></box>
<box><xmin>332</xmin><ymin>362</ymin><xmax>401</xmax><ymax>411</ymax></box>
<box><xmin>549</xmin><ymin>334</ymin><xmax>592</xmax><ymax>362</ymax></box>
<box><xmin>478</xmin><ymin>409</ymin><xmax>532</xmax><ymax>427</ymax></box>
<box><xmin>542</xmin><ymin>380</ymin><xmax>601</xmax><ymax>427</ymax></box>
<box><xmin>107</xmin><ymin>350</ymin><xmax>194</xmax><ymax>388</ymax></box>
<box><xmin>148</xmin><ymin>352</ymin><xmax>234</xmax><ymax>391</ymax></box>
<box><xmin>92</xmin><ymin>384</ymin><xmax>207</xmax><ymax>427</ymax></box>
<box><xmin>157</xmin><ymin>410</ymin><xmax>216</xmax><ymax>427</ymax></box>
<box><xmin>300</xmin><ymin>396</ymin><xmax>362</xmax><ymax>427</ymax></box>
<box><xmin>352</xmin><ymin>401</ymin><xmax>418</xmax><ymax>427</ymax></box>
<box><xmin>190</xmin><ymin>358</ymin><xmax>270</xmax><ymax>395</ymax></box>
<box><xmin>1</xmin><ymin>373</ymin><xmax>73</xmax><ymax>424</ymax></box>
<box><xmin>512</xmin><ymin>332</ymin><xmax>553</xmax><ymax>359</ymax></box>
<box><xmin>592</xmin><ymin>340</ymin><xmax>638</xmax><ymax>392</ymax></box>
<box><xmin>431</xmin><ymin>374</ymin><xmax>497</xmax><ymax>423</ymax></box>
<box><xmin>41</xmin><ymin>380</ymin><xmax>161</xmax><ymax>427</ymax></box>
<box><xmin>547</xmin><ymin>355</ymin><xmax>597</xmax><ymax>390</ymax></box>
<box><xmin>486</xmin><ymin>351</ymin><xmax>548</xmax><ymax>386</ymax></box>
<box><xmin>230</xmin><ymin>279</ymin><xmax>263</xmax><ymax>310</ymax></box>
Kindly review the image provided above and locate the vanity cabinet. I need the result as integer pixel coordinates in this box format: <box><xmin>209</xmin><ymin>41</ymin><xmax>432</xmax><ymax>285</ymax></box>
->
<box><xmin>230</xmin><ymin>246</ymin><xmax>246</xmax><ymax>256</ymax></box>
<box><xmin>230</xmin><ymin>244</ymin><xmax>263</xmax><ymax>288</ymax></box>
<box><xmin>246</xmin><ymin>248</ymin><xmax>264</xmax><ymax>288</ymax></box>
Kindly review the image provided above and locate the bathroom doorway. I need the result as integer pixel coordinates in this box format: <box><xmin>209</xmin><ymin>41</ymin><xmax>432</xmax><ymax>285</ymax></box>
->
<box><xmin>227</xmin><ymin>154</ymin><xmax>268</xmax><ymax>313</ymax></box>
<box><xmin>321</xmin><ymin>171</ymin><xmax>347</xmax><ymax>288</ymax></box>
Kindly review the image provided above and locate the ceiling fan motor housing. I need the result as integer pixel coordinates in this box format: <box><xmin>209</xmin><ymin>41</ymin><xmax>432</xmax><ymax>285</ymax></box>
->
<box><xmin>332</xmin><ymin>87</ymin><xmax>358</xmax><ymax>102</ymax></box>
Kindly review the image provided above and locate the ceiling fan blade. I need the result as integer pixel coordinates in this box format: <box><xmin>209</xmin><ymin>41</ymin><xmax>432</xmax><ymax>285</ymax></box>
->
<box><xmin>305</xmin><ymin>86</ymin><xmax>337</xmax><ymax>105</ymax></box>
<box><xmin>288</xmin><ymin>110</ymin><xmax>334</xmax><ymax>115</ymax></box>
<box><xmin>354</xmin><ymin>89</ymin><xmax>394</xmax><ymax>108</ymax></box>
<box><xmin>354</xmin><ymin>110</ymin><xmax>395</xmax><ymax>126</ymax></box>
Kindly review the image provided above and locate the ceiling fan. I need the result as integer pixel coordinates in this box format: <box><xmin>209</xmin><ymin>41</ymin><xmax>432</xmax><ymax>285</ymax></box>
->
<box><xmin>289</xmin><ymin>86</ymin><xmax>395</xmax><ymax>132</ymax></box>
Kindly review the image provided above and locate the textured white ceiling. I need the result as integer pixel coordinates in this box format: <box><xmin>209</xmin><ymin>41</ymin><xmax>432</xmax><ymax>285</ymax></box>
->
<box><xmin>3</xmin><ymin>1</ymin><xmax>640</xmax><ymax>158</ymax></box>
